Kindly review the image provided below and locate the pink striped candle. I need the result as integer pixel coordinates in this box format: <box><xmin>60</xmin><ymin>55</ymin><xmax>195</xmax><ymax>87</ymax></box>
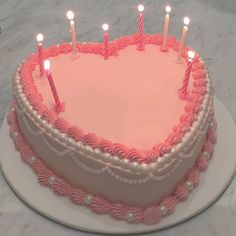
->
<box><xmin>178</xmin><ymin>50</ymin><xmax>195</xmax><ymax>99</ymax></box>
<box><xmin>137</xmin><ymin>4</ymin><xmax>144</xmax><ymax>51</ymax></box>
<box><xmin>36</xmin><ymin>33</ymin><xmax>44</xmax><ymax>77</ymax></box>
<box><xmin>102</xmin><ymin>24</ymin><xmax>109</xmax><ymax>60</ymax></box>
<box><xmin>44</xmin><ymin>60</ymin><xmax>65</xmax><ymax>112</ymax></box>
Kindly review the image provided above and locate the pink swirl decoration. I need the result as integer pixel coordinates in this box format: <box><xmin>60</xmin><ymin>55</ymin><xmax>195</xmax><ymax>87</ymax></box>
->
<box><xmin>14</xmin><ymin>133</ymin><xmax>26</xmax><ymax>153</ymax></box>
<box><xmin>153</xmin><ymin>142</ymin><xmax>172</xmax><ymax>155</ymax></box>
<box><xmin>83</xmin><ymin>133</ymin><xmax>100</xmax><ymax>149</ymax></box>
<box><xmin>127</xmin><ymin>148</ymin><xmax>143</xmax><ymax>161</ymax></box>
<box><xmin>34</xmin><ymin>102</ymin><xmax>47</xmax><ymax>115</ymax></box>
<box><xmin>188</xmin><ymin>94</ymin><xmax>204</xmax><ymax>104</ymax></box>
<box><xmin>68</xmin><ymin>126</ymin><xmax>84</xmax><ymax>142</ymax></box>
<box><xmin>113</xmin><ymin>143</ymin><xmax>129</xmax><ymax>158</ymax></box>
<box><xmin>144</xmin><ymin>150</ymin><xmax>159</xmax><ymax>163</ymax></box>
<box><xmin>91</xmin><ymin>196</ymin><xmax>111</xmax><ymax>214</ymax></box>
<box><xmin>143</xmin><ymin>206</ymin><xmax>161</xmax><ymax>225</ymax></box>
<box><xmin>59</xmin><ymin>43</ymin><xmax>72</xmax><ymax>54</ymax></box>
<box><xmin>127</xmin><ymin>207</ymin><xmax>143</xmax><ymax>224</ymax></box>
<box><xmin>167</xmin><ymin>36</ymin><xmax>177</xmax><ymax>47</ymax></box>
<box><xmin>173</xmin><ymin>122</ymin><xmax>191</xmax><ymax>134</ymax></box>
<box><xmin>54</xmin><ymin>118</ymin><xmax>70</xmax><ymax>133</ymax></box>
<box><xmin>186</xmin><ymin>168</ymin><xmax>200</xmax><ymax>187</ymax></box>
<box><xmin>193</xmin><ymin>79</ymin><xmax>206</xmax><ymax>87</ymax></box>
<box><xmin>192</xmin><ymin>87</ymin><xmax>207</xmax><ymax>96</ymax></box>
<box><xmin>161</xmin><ymin>196</ymin><xmax>177</xmax><ymax>215</ymax></box>
<box><xmin>202</xmin><ymin>140</ymin><xmax>214</xmax><ymax>154</ymax></box>
<box><xmin>151</xmin><ymin>34</ymin><xmax>162</xmax><ymax>45</ymax></box>
<box><xmin>111</xmin><ymin>203</ymin><xmax>127</xmax><ymax>220</ymax></box>
<box><xmin>165</xmin><ymin>132</ymin><xmax>183</xmax><ymax>145</ymax></box>
<box><xmin>192</xmin><ymin>62</ymin><xmax>204</xmax><ymax>72</ymax></box>
<box><xmin>42</xmin><ymin>109</ymin><xmax>57</xmax><ymax>124</ymax></box>
<box><xmin>52</xmin><ymin>177</ymin><xmax>72</xmax><ymax>197</ymax></box>
<box><xmin>38</xmin><ymin>166</ymin><xmax>54</xmax><ymax>187</ymax></box>
<box><xmin>98</xmin><ymin>139</ymin><xmax>114</xmax><ymax>155</ymax></box>
<box><xmin>207</xmin><ymin>128</ymin><xmax>217</xmax><ymax>144</ymax></box>
<box><xmin>174</xmin><ymin>183</ymin><xmax>189</xmax><ymax>201</ymax></box>
<box><xmin>192</xmin><ymin>70</ymin><xmax>206</xmax><ymax>80</ymax></box>
<box><xmin>195</xmin><ymin>155</ymin><xmax>208</xmax><ymax>171</ymax></box>
<box><xmin>20</xmin><ymin>145</ymin><xmax>34</xmax><ymax>162</ymax></box>
<box><xmin>180</xmin><ymin>112</ymin><xmax>197</xmax><ymax>125</ymax></box>
<box><xmin>185</xmin><ymin>103</ymin><xmax>202</xmax><ymax>113</ymax></box>
<box><xmin>47</xmin><ymin>45</ymin><xmax>60</xmax><ymax>57</ymax></box>
<box><xmin>70</xmin><ymin>188</ymin><xmax>86</xmax><ymax>205</ymax></box>
<box><xmin>31</xmin><ymin>158</ymin><xmax>43</xmax><ymax>174</ymax></box>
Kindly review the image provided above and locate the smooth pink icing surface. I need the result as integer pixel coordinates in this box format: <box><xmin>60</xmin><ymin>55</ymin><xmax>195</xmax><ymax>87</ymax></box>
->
<box><xmin>33</xmin><ymin>45</ymin><xmax>193</xmax><ymax>150</ymax></box>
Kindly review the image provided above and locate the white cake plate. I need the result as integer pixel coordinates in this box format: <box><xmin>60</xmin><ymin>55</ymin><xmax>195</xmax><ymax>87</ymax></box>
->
<box><xmin>0</xmin><ymin>98</ymin><xmax>236</xmax><ymax>235</ymax></box>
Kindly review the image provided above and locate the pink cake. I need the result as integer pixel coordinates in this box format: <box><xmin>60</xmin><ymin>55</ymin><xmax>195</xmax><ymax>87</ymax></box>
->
<box><xmin>8</xmin><ymin>33</ymin><xmax>217</xmax><ymax>225</ymax></box>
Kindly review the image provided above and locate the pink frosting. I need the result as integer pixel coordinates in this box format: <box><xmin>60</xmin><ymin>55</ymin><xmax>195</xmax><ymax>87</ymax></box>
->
<box><xmin>127</xmin><ymin>148</ymin><xmax>143</xmax><ymax>161</ymax></box>
<box><xmin>144</xmin><ymin>150</ymin><xmax>159</xmax><ymax>163</ymax></box>
<box><xmin>185</xmin><ymin>103</ymin><xmax>202</xmax><ymax>113</ymax></box>
<box><xmin>59</xmin><ymin>43</ymin><xmax>72</xmax><ymax>54</ymax></box>
<box><xmin>153</xmin><ymin>142</ymin><xmax>172</xmax><ymax>155</ymax></box>
<box><xmin>173</xmin><ymin>122</ymin><xmax>191</xmax><ymax>134</ymax></box>
<box><xmin>111</xmin><ymin>203</ymin><xmax>127</xmax><ymax>220</ymax></box>
<box><xmin>82</xmin><ymin>133</ymin><xmax>100</xmax><ymax>148</ymax></box>
<box><xmin>38</xmin><ymin>166</ymin><xmax>54</xmax><ymax>187</ymax></box>
<box><xmin>207</xmin><ymin>128</ymin><xmax>217</xmax><ymax>144</ymax></box>
<box><xmin>113</xmin><ymin>143</ymin><xmax>129</xmax><ymax>158</ymax></box>
<box><xmin>161</xmin><ymin>196</ymin><xmax>177</xmax><ymax>215</ymax></box>
<box><xmin>52</xmin><ymin>177</ymin><xmax>72</xmax><ymax>196</ymax></box>
<box><xmin>179</xmin><ymin>112</ymin><xmax>197</xmax><ymax>125</ymax></box>
<box><xmin>20</xmin><ymin>145</ymin><xmax>34</xmax><ymax>162</ymax></box>
<box><xmin>192</xmin><ymin>70</ymin><xmax>206</xmax><ymax>80</ymax></box>
<box><xmin>42</xmin><ymin>109</ymin><xmax>57</xmax><ymax>124</ymax></box>
<box><xmin>192</xmin><ymin>62</ymin><xmax>204</xmax><ymax>71</ymax></box>
<box><xmin>127</xmin><ymin>207</ymin><xmax>143</xmax><ymax>224</ymax></box>
<box><xmin>202</xmin><ymin>140</ymin><xmax>214</xmax><ymax>154</ymax></box>
<box><xmin>165</xmin><ymin>132</ymin><xmax>183</xmax><ymax>145</ymax></box>
<box><xmin>70</xmin><ymin>188</ymin><xmax>86</xmax><ymax>205</ymax></box>
<box><xmin>143</xmin><ymin>206</ymin><xmax>161</xmax><ymax>225</ymax></box>
<box><xmin>174</xmin><ymin>183</ymin><xmax>189</xmax><ymax>201</ymax></box>
<box><xmin>195</xmin><ymin>155</ymin><xmax>208</xmax><ymax>171</ymax></box>
<box><xmin>68</xmin><ymin>126</ymin><xmax>84</xmax><ymax>142</ymax></box>
<box><xmin>54</xmin><ymin>117</ymin><xmax>70</xmax><ymax>133</ymax></box>
<box><xmin>98</xmin><ymin>139</ymin><xmax>114</xmax><ymax>155</ymax></box>
<box><xmin>186</xmin><ymin>167</ymin><xmax>200</xmax><ymax>187</ymax></box>
<box><xmin>91</xmin><ymin>196</ymin><xmax>111</xmax><ymax>214</ymax></box>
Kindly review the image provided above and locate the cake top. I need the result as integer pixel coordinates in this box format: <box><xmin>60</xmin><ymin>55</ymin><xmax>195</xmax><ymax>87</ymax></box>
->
<box><xmin>17</xmin><ymin>34</ymin><xmax>207</xmax><ymax>164</ymax></box>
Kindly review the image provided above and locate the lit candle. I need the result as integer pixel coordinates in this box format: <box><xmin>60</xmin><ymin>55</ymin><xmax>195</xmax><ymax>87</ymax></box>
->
<box><xmin>102</xmin><ymin>23</ymin><xmax>109</xmax><ymax>60</ymax></box>
<box><xmin>178</xmin><ymin>50</ymin><xmax>195</xmax><ymax>99</ymax></box>
<box><xmin>137</xmin><ymin>4</ymin><xmax>145</xmax><ymax>51</ymax></box>
<box><xmin>36</xmin><ymin>33</ymin><xmax>44</xmax><ymax>77</ymax></box>
<box><xmin>66</xmin><ymin>10</ymin><xmax>77</xmax><ymax>55</ymax></box>
<box><xmin>176</xmin><ymin>17</ymin><xmax>190</xmax><ymax>62</ymax></box>
<box><xmin>44</xmin><ymin>60</ymin><xmax>65</xmax><ymax>112</ymax></box>
<box><xmin>161</xmin><ymin>6</ymin><xmax>171</xmax><ymax>51</ymax></box>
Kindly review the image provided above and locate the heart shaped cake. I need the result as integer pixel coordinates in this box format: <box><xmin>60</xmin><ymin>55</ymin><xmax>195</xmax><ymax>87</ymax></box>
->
<box><xmin>8</xmin><ymin>33</ymin><xmax>216</xmax><ymax>225</ymax></box>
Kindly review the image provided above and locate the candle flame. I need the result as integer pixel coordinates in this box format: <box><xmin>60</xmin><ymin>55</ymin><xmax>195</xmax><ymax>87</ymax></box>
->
<box><xmin>188</xmin><ymin>50</ymin><xmax>195</xmax><ymax>59</ymax></box>
<box><xmin>66</xmin><ymin>10</ymin><xmax>74</xmax><ymax>20</ymax></box>
<box><xmin>44</xmin><ymin>60</ymin><xmax>50</xmax><ymax>70</ymax></box>
<box><xmin>102</xmin><ymin>23</ymin><xmax>109</xmax><ymax>31</ymax></box>
<box><xmin>138</xmin><ymin>4</ymin><xmax>144</xmax><ymax>12</ymax></box>
<box><xmin>183</xmin><ymin>17</ymin><xmax>190</xmax><ymax>25</ymax></box>
<box><xmin>36</xmin><ymin>33</ymin><xmax>44</xmax><ymax>43</ymax></box>
<box><xmin>165</xmin><ymin>6</ymin><xmax>171</xmax><ymax>13</ymax></box>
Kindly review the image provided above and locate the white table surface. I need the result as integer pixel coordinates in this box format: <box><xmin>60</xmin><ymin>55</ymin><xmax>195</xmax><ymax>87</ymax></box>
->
<box><xmin>0</xmin><ymin>0</ymin><xmax>236</xmax><ymax>235</ymax></box>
